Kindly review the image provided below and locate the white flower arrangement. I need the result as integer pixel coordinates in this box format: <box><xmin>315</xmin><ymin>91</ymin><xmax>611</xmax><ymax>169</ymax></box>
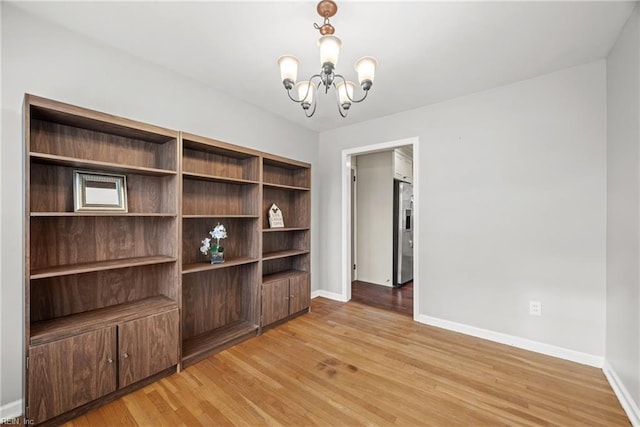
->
<box><xmin>200</xmin><ymin>223</ymin><xmax>228</xmax><ymax>255</ymax></box>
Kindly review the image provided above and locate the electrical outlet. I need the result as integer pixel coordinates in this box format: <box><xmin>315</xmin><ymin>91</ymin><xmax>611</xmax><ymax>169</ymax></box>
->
<box><xmin>529</xmin><ymin>300</ymin><xmax>542</xmax><ymax>317</ymax></box>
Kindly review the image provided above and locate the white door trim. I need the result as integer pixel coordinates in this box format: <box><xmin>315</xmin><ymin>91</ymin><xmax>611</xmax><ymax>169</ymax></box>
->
<box><xmin>341</xmin><ymin>137</ymin><xmax>420</xmax><ymax>321</ymax></box>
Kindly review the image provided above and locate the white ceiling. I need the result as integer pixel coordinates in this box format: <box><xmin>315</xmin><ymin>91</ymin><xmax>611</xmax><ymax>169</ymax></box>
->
<box><xmin>10</xmin><ymin>1</ymin><xmax>636</xmax><ymax>132</ymax></box>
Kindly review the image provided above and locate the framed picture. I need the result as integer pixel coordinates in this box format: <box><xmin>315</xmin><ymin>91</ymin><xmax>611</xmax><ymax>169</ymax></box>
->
<box><xmin>74</xmin><ymin>171</ymin><xmax>128</xmax><ymax>213</ymax></box>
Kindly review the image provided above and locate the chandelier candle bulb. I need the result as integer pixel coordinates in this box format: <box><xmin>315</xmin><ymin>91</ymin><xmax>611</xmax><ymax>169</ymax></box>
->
<box><xmin>355</xmin><ymin>56</ymin><xmax>378</xmax><ymax>90</ymax></box>
<box><xmin>336</xmin><ymin>81</ymin><xmax>355</xmax><ymax>108</ymax></box>
<box><xmin>296</xmin><ymin>81</ymin><xmax>314</xmax><ymax>109</ymax></box>
<box><xmin>318</xmin><ymin>35</ymin><xmax>342</xmax><ymax>67</ymax></box>
<box><xmin>278</xmin><ymin>55</ymin><xmax>299</xmax><ymax>89</ymax></box>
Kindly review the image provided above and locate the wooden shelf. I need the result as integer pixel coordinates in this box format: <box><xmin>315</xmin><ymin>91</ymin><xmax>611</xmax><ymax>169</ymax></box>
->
<box><xmin>182</xmin><ymin>171</ymin><xmax>259</xmax><ymax>185</ymax></box>
<box><xmin>262</xmin><ymin>182</ymin><xmax>310</xmax><ymax>191</ymax></box>
<box><xmin>30</xmin><ymin>296</ymin><xmax>177</xmax><ymax>346</ymax></box>
<box><xmin>30</xmin><ymin>153</ymin><xmax>177</xmax><ymax>176</ymax></box>
<box><xmin>29</xmin><ymin>97</ymin><xmax>177</xmax><ymax>144</ymax></box>
<box><xmin>182</xmin><ymin>214</ymin><xmax>259</xmax><ymax>219</ymax></box>
<box><xmin>262</xmin><ymin>269</ymin><xmax>308</xmax><ymax>284</ymax></box>
<box><xmin>30</xmin><ymin>256</ymin><xmax>177</xmax><ymax>279</ymax></box>
<box><xmin>262</xmin><ymin>227</ymin><xmax>309</xmax><ymax>233</ymax></box>
<box><xmin>181</xmin><ymin>256</ymin><xmax>259</xmax><ymax>274</ymax></box>
<box><xmin>181</xmin><ymin>320</ymin><xmax>258</xmax><ymax>366</ymax></box>
<box><xmin>262</xmin><ymin>249</ymin><xmax>309</xmax><ymax>261</ymax></box>
<box><xmin>30</xmin><ymin>212</ymin><xmax>177</xmax><ymax>217</ymax></box>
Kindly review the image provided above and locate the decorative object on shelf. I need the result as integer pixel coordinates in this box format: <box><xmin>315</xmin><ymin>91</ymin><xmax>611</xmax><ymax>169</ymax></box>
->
<box><xmin>73</xmin><ymin>170</ymin><xmax>128</xmax><ymax>213</ymax></box>
<box><xmin>268</xmin><ymin>203</ymin><xmax>285</xmax><ymax>228</ymax></box>
<box><xmin>277</xmin><ymin>0</ymin><xmax>378</xmax><ymax>118</ymax></box>
<box><xmin>200</xmin><ymin>223</ymin><xmax>228</xmax><ymax>264</ymax></box>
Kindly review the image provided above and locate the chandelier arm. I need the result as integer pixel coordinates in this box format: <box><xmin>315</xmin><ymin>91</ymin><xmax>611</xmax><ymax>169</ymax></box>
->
<box><xmin>333</xmin><ymin>73</ymin><xmax>369</xmax><ymax>103</ymax></box>
<box><xmin>336</xmin><ymin>96</ymin><xmax>349</xmax><ymax>118</ymax></box>
<box><xmin>285</xmin><ymin>74</ymin><xmax>323</xmax><ymax>103</ymax></box>
<box><xmin>304</xmin><ymin>83</ymin><xmax>320</xmax><ymax>118</ymax></box>
<box><xmin>286</xmin><ymin>87</ymin><xmax>303</xmax><ymax>103</ymax></box>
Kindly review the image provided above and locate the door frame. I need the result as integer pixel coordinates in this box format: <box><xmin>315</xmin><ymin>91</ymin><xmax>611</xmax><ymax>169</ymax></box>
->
<box><xmin>340</xmin><ymin>137</ymin><xmax>420</xmax><ymax>321</ymax></box>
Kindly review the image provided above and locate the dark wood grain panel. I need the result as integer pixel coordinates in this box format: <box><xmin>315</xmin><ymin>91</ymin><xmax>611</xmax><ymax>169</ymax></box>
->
<box><xmin>261</xmin><ymin>278</ymin><xmax>290</xmax><ymax>326</ymax></box>
<box><xmin>182</xmin><ymin>179</ymin><xmax>259</xmax><ymax>216</ymax></box>
<box><xmin>30</xmin><ymin>119</ymin><xmax>177</xmax><ymax>171</ymax></box>
<box><xmin>262</xmin><ymin>230</ymin><xmax>309</xmax><ymax>254</ymax></box>
<box><xmin>289</xmin><ymin>272</ymin><xmax>310</xmax><ymax>314</ymax></box>
<box><xmin>29</xmin><ymin>217</ymin><xmax>177</xmax><ymax>270</ymax></box>
<box><xmin>262</xmin><ymin>253</ymin><xmax>310</xmax><ymax>276</ymax></box>
<box><xmin>181</xmin><ymin>268</ymin><xmax>243</xmax><ymax>339</ymax></box>
<box><xmin>262</xmin><ymin>155</ymin><xmax>311</xmax><ymax>189</ymax></box>
<box><xmin>28</xmin><ymin>327</ymin><xmax>117</xmax><ymax>423</ymax></box>
<box><xmin>118</xmin><ymin>309</ymin><xmax>179</xmax><ymax>388</ymax></box>
<box><xmin>30</xmin><ymin>264</ymin><xmax>177</xmax><ymax>322</ymax></box>
<box><xmin>183</xmin><ymin>148</ymin><xmax>260</xmax><ymax>182</ymax></box>
<box><xmin>181</xmin><ymin>263</ymin><xmax>259</xmax><ymax>340</ymax></box>
<box><xmin>262</xmin><ymin>187</ymin><xmax>310</xmax><ymax>229</ymax></box>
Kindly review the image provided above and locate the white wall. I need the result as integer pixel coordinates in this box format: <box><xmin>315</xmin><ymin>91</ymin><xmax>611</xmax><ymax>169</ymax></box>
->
<box><xmin>0</xmin><ymin>4</ymin><xmax>319</xmax><ymax>414</ymax></box>
<box><xmin>356</xmin><ymin>151</ymin><xmax>393</xmax><ymax>286</ymax></box>
<box><xmin>319</xmin><ymin>61</ymin><xmax>607</xmax><ymax>359</ymax></box>
<box><xmin>606</xmin><ymin>3</ymin><xmax>640</xmax><ymax>423</ymax></box>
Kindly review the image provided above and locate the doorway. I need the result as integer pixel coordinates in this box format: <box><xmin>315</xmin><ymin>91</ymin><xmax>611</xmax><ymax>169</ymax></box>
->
<box><xmin>340</xmin><ymin>137</ymin><xmax>420</xmax><ymax>321</ymax></box>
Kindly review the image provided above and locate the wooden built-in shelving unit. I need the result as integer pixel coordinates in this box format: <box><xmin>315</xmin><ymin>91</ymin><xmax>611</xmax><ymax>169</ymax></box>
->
<box><xmin>260</xmin><ymin>154</ymin><xmax>311</xmax><ymax>328</ymax></box>
<box><xmin>180</xmin><ymin>132</ymin><xmax>262</xmax><ymax>367</ymax></box>
<box><xmin>24</xmin><ymin>95</ymin><xmax>181</xmax><ymax>425</ymax></box>
<box><xmin>23</xmin><ymin>95</ymin><xmax>311</xmax><ymax>425</ymax></box>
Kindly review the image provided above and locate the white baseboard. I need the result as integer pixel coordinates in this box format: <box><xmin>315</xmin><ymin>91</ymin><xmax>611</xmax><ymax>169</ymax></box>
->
<box><xmin>417</xmin><ymin>314</ymin><xmax>604</xmax><ymax>368</ymax></box>
<box><xmin>311</xmin><ymin>290</ymin><xmax>348</xmax><ymax>302</ymax></box>
<box><xmin>603</xmin><ymin>360</ymin><xmax>640</xmax><ymax>426</ymax></box>
<box><xmin>0</xmin><ymin>399</ymin><xmax>23</xmax><ymax>422</ymax></box>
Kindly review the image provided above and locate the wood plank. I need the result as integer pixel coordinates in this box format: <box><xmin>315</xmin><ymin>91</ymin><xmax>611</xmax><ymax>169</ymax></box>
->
<box><xmin>61</xmin><ymin>298</ymin><xmax>631</xmax><ymax>426</ymax></box>
<box><xmin>261</xmin><ymin>182</ymin><xmax>310</xmax><ymax>191</ymax></box>
<box><xmin>27</xmin><ymin>95</ymin><xmax>177</xmax><ymax>143</ymax></box>
<box><xmin>30</xmin><ymin>255</ymin><xmax>177</xmax><ymax>279</ymax></box>
<box><xmin>30</xmin><ymin>153</ymin><xmax>177</xmax><ymax>176</ymax></box>
<box><xmin>181</xmin><ymin>256</ymin><xmax>259</xmax><ymax>274</ymax></box>
<box><xmin>262</xmin><ymin>227</ymin><xmax>310</xmax><ymax>232</ymax></box>
<box><xmin>30</xmin><ymin>296</ymin><xmax>177</xmax><ymax>346</ymax></box>
<box><xmin>181</xmin><ymin>171</ymin><xmax>259</xmax><ymax>185</ymax></box>
<box><xmin>262</xmin><ymin>269</ymin><xmax>307</xmax><ymax>283</ymax></box>
<box><xmin>261</xmin><ymin>249</ymin><xmax>309</xmax><ymax>261</ymax></box>
<box><xmin>181</xmin><ymin>321</ymin><xmax>259</xmax><ymax>365</ymax></box>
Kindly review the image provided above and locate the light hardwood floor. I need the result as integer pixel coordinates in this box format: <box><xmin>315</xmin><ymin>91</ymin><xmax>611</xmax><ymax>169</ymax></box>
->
<box><xmin>64</xmin><ymin>298</ymin><xmax>629</xmax><ymax>426</ymax></box>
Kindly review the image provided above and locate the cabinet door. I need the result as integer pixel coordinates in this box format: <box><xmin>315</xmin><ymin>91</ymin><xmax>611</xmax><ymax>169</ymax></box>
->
<box><xmin>394</xmin><ymin>151</ymin><xmax>412</xmax><ymax>183</ymax></box>
<box><xmin>261</xmin><ymin>279</ymin><xmax>290</xmax><ymax>326</ymax></box>
<box><xmin>28</xmin><ymin>328</ymin><xmax>117</xmax><ymax>423</ymax></box>
<box><xmin>118</xmin><ymin>309</ymin><xmax>179</xmax><ymax>388</ymax></box>
<box><xmin>289</xmin><ymin>273</ymin><xmax>311</xmax><ymax>314</ymax></box>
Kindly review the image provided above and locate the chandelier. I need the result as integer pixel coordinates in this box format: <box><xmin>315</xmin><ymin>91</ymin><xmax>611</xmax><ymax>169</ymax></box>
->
<box><xmin>277</xmin><ymin>0</ymin><xmax>378</xmax><ymax>118</ymax></box>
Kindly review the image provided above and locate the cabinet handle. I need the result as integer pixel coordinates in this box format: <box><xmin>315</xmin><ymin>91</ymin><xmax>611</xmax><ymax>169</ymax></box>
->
<box><xmin>107</xmin><ymin>357</ymin><xmax>113</xmax><ymax>364</ymax></box>
<box><xmin>123</xmin><ymin>352</ymin><xmax>129</xmax><ymax>359</ymax></box>
<box><xmin>285</xmin><ymin>296</ymin><xmax>290</xmax><ymax>300</ymax></box>
<box><xmin>290</xmin><ymin>295</ymin><xmax>295</xmax><ymax>299</ymax></box>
